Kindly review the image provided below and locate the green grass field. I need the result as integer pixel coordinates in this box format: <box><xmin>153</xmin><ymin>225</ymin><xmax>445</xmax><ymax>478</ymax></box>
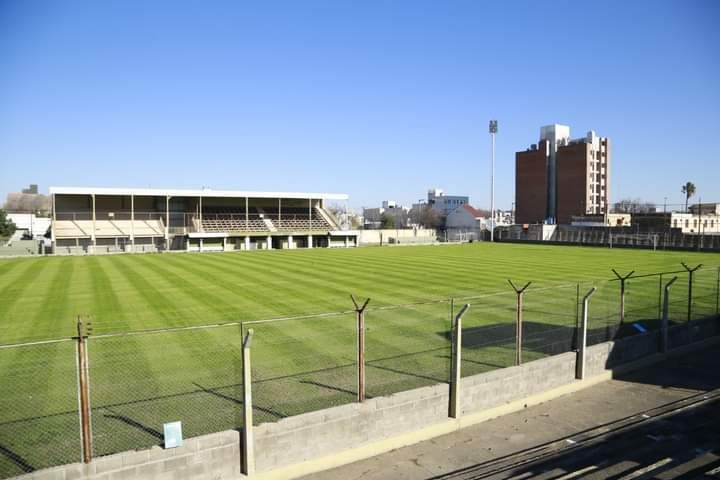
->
<box><xmin>0</xmin><ymin>243</ymin><xmax>718</xmax><ymax>477</ymax></box>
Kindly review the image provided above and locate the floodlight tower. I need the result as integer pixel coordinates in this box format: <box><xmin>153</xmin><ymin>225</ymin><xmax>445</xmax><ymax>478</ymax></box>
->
<box><xmin>489</xmin><ymin>120</ymin><xmax>498</xmax><ymax>242</ymax></box>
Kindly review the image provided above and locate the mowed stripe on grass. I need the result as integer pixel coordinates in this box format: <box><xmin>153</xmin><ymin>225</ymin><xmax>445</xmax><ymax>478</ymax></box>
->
<box><xmin>0</xmin><ymin>243</ymin><xmax>717</xmax><ymax>344</ymax></box>
<box><xmin>0</xmin><ymin>243</ymin><xmax>719</xmax><ymax>477</ymax></box>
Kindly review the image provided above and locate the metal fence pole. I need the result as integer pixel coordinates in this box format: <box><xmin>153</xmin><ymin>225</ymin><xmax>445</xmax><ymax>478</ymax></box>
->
<box><xmin>351</xmin><ymin>295</ymin><xmax>370</xmax><ymax>403</ymax></box>
<box><xmin>75</xmin><ymin>317</ymin><xmax>93</xmax><ymax>464</ymax></box>
<box><xmin>657</xmin><ymin>273</ymin><xmax>663</xmax><ymax>320</ymax></box>
<box><xmin>576</xmin><ymin>287</ymin><xmax>597</xmax><ymax>380</ymax></box>
<box><xmin>241</xmin><ymin>328</ymin><xmax>255</xmax><ymax>475</ymax></box>
<box><xmin>573</xmin><ymin>283</ymin><xmax>580</xmax><ymax>349</ymax></box>
<box><xmin>661</xmin><ymin>277</ymin><xmax>678</xmax><ymax>354</ymax></box>
<box><xmin>449</xmin><ymin>303</ymin><xmax>470</xmax><ymax>419</ymax></box>
<box><xmin>611</xmin><ymin>269</ymin><xmax>634</xmax><ymax>325</ymax></box>
<box><xmin>508</xmin><ymin>280</ymin><xmax>532</xmax><ymax>366</ymax></box>
<box><xmin>681</xmin><ymin>262</ymin><xmax>703</xmax><ymax>322</ymax></box>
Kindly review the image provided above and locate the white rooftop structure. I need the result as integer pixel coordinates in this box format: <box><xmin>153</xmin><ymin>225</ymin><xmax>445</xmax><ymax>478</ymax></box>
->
<box><xmin>49</xmin><ymin>186</ymin><xmax>348</xmax><ymax>201</ymax></box>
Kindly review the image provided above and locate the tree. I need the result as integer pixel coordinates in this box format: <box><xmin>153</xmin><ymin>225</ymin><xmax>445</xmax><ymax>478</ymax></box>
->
<box><xmin>0</xmin><ymin>209</ymin><xmax>16</xmax><ymax>239</ymax></box>
<box><xmin>681</xmin><ymin>182</ymin><xmax>696</xmax><ymax>213</ymax></box>
<box><xmin>380</xmin><ymin>212</ymin><xmax>396</xmax><ymax>229</ymax></box>
<box><xmin>417</xmin><ymin>205</ymin><xmax>444</xmax><ymax>229</ymax></box>
<box><xmin>612</xmin><ymin>198</ymin><xmax>655</xmax><ymax>214</ymax></box>
<box><xmin>3</xmin><ymin>192</ymin><xmax>50</xmax><ymax>213</ymax></box>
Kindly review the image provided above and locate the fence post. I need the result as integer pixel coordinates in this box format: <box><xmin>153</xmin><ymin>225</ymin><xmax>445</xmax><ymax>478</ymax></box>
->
<box><xmin>716</xmin><ymin>266</ymin><xmax>720</xmax><ymax>316</ymax></box>
<box><xmin>75</xmin><ymin>317</ymin><xmax>93</xmax><ymax>464</ymax></box>
<box><xmin>574</xmin><ymin>284</ymin><xmax>580</xmax><ymax>349</ymax></box>
<box><xmin>508</xmin><ymin>280</ymin><xmax>532</xmax><ymax>366</ymax></box>
<box><xmin>611</xmin><ymin>269</ymin><xmax>634</xmax><ymax>324</ymax></box>
<box><xmin>351</xmin><ymin>295</ymin><xmax>371</xmax><ymax>403</ymax></box>
<box><xmin>241</xmin><ymin>328</ymin><xmax>255</xmax><ymax>476</ymax></box>
<box><xmin>661</xmin><ymin>277</ymin><xmax>678</xmax><ymax>354</ymax></box>
<box><xmin>681</xmin><ymin>262</ymin><xmax>703</xmax><ymax>322</ymax></box>
<box><xmin>576</xmin><ymin>287</ymin><xmax>597</xmax><ymax>380</ymax></box>
<box><xmin>449</xmin><ymin>303</ymin><xmax>470</xmax><ymax>419</ymax></box>
<box><xmin>657</xmin><ymin>273</ymin><xmax>663</xmax><ymax>320</ymax></box>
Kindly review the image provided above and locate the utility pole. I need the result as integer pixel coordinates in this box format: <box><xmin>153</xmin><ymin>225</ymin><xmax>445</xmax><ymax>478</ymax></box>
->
<box><xmin>489</xmin><ymin>120</ymin><xmax>498</xmax><ymax>242</ymax></box>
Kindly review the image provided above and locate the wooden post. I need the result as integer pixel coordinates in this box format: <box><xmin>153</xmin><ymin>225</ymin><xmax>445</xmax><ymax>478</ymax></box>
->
<box><xmin>576</xmin><ymin>287</ymin><xmax>596</xmax><ymax>380</ymax></box>
<box><xmin>611</xmin><ymin>269</ymin><xmax>634</xmax><ymax>324</ymax></box>
<box><xmin>681</xmin><ymin>262</ymin><xmax>703</xmax><ymax>322</ymax></box>
<box><xmin>351</xmin><ymin>295</ymin><xmax>370</xmax><ymax>402</ymax></box>
<box><xmin>76</xmin><ymin>317</ymin><xmax>93</xmax><ymax>463</ymax></box>
<box><xmin>241</xmin><ymin>329</ymin><xmax>255</xmax><ymax>475</ymax></box>
<box><xmin>449</xmin><ymin>303</ymin><xmax>469</xmax><ymax>419</ymax></box>
<box><xmin>661</xmin><ymin>277</ymin><xmax>678</xmax><ymax>354</ymax></box>
<box><xmin>508</xmin><ymin>280</ymin><xmax>532</xmax><ymax>366</ymax></box>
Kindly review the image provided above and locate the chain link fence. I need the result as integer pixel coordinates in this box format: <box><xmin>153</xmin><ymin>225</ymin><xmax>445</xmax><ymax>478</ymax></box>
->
<box><xmin>88</xmin><ymin>324</ymin><xmax>242</xmax><ymax>458</ymax></box>
<box><xmin>0</xmin><ymin>340</ymin><xmax>79</xmax><ymax>478</ymax></box>
<box><xmin>1</xmin><ymin>264</ymin><xmax>719</xmax><ymax>478</ymax></box>
<box><xmin>365</xmin><ymin>301</ymin><xmax>451</xmax><ymax>398</ymax></box>
<box><xmin>248</xmin><ymin>311</ymin><xmax>357</xmax><ymax>426</ymax></box>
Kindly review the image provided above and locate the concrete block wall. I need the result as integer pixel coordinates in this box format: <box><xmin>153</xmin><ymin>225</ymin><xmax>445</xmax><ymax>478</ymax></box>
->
<box><xmin>459</xmin><ymin>351</ymin><xmax>577</xmax><ymax>416</ymax></box>
<box><xmin>14</xmin><ymin>430</ymin><xmax>241</xmax><ymax>480</ymax></box>
<box><xmin>254</xmin><ymin>382</ymin><xmax>449</xmax><ymax>471</ymax></box>
<box><xmin>668</xmin><ymin>316</ymin><xmax>719</xmax><ymax>350</ymax></box>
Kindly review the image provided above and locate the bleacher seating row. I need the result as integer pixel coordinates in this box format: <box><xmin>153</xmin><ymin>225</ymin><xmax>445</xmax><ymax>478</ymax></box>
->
<box><xmin>54</xmin><ymin>220</ymin><xmax>165</xmax><ymax>238</ymax></box>
<box><xmin>200</xmin><ymin>216</ymin><xmax>332</xmax><ymax>233</ymax></box>
<box><xmin>200</xmin><ymin>218</ymin><xmax>269</xmax><ymax>233</ymax></box>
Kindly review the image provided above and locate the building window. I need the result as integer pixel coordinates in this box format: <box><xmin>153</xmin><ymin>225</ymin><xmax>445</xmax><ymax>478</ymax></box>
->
<box><xmin>685</xmin><ymin>220</ymin><xmax>689</xmax><ymax>228</ymax></box>
<box><xmin>674</xmin><ymin>219</ymin><xmax>678</xmax><ymax>228</ymax></box>
<box><xmin>693</xmin><ymin>219</ymin><xmax>698</xmax><ymax>227</ymax></box>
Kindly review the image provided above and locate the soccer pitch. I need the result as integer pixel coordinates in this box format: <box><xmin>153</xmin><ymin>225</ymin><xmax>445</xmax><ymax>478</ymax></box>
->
<box><xmin>0</xmin><ymin>243</ymin><xmax>718</xmax><ymax>477</ymax></box>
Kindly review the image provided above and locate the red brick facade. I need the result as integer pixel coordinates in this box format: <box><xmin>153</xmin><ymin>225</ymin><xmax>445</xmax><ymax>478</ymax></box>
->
<box><xmin>515</xmin><ymin>143</ymin><xmax>548</xmax><ymax>224</ymax></box>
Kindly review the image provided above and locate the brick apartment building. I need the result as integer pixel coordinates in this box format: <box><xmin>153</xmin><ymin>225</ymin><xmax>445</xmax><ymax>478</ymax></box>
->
<box><xmin>515</xmin><ymin>124</ymin><xmax>610</xmax><ymax>225</ymax></box>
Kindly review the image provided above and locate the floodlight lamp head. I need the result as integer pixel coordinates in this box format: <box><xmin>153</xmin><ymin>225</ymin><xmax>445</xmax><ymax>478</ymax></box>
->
<box><xmin>489</xmin><ymin>120</ymin><xmax>498</xmax><ymax>134</ymax></box>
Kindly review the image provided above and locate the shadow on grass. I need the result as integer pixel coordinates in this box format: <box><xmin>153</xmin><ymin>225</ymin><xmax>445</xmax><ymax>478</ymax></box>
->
<box><xmin>0</xmin><ymin>443</ymin><xmax>34</xmax><ymax>474</ymax></box>
<box><xmin>101</xmin><ymin>409</ymin><xmax>163</xmax><ymax>440</ymax></box>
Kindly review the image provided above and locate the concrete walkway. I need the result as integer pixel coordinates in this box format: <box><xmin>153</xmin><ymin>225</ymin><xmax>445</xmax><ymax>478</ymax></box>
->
<box><xmin>301</xmin><ymin>342</ymin><xmax>720</xmax><ymax>480</ymax></box>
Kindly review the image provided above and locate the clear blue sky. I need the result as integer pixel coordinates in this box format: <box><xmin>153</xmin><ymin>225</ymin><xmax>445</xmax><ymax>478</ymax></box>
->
<box><xmin>1</xmin><ymin>0</ymin><xmax>719</xmax><ymax>211</ymax></box>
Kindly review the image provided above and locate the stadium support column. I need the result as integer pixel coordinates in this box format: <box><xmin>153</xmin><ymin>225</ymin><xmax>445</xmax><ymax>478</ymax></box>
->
<box><xmin>51</xmin><ymin>193</ymin><xmax>56</xmax><ymax>248</ymax></box>
<box><xmin>288</xmin><ymin>234</ymin><xmax>293</xmax><ymax>249</ymax></box>
<box><xmin>91</xmin><ymin>194</ymin><xmax>96</xmax><ymax>253</ymax></box>
<box><xmin>266</xmin><ymin>235</ymin><xmax>272</xmax><ymax>250</ymax></box>
<box><xmin>199</xmin><ymin>196</ymin><xmax>203</xmax><ymax>233</ymax></box>
<box><xmin>130</xmin><ymin>194</ymin><xmax>135</xmax><ymax>253</ymax></box>
<box><xmin>165</xmin><ymin>195</ymin><xmax>170</xmax><ymax>250</ymax></box>
<box><xmin>308</xmin><ymin>234</ymin><xmax>313</xmax><ymax>249</ymax></box>
<box><xmin>244</xmin><ymin>236</ymin><xmax>250</xmax><ymax>251</ymax></box>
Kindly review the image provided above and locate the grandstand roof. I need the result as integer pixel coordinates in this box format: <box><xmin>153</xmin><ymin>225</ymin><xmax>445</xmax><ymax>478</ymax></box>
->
<box><xmin>49</xmin><ymin>186</ymin><xmax>349</xmax><ymax>201</ymax></box>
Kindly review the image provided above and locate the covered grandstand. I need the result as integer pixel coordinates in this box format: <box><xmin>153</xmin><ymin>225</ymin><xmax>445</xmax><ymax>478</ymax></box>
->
<box><xmin>49</xmin><ymin>187</ymin><xmax>358</xmax><ymax>254</ymax></box>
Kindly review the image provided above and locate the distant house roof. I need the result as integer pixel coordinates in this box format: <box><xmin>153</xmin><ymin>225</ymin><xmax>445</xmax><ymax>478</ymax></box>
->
<box><xmin>462</xmin><ymin>204</ymin><xmax>486</xmax><ymax>218</ymax></box>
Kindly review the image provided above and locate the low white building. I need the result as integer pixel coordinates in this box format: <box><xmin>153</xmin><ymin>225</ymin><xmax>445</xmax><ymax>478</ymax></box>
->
<box><xmin>446</xmin><ymin>204</ymin><xmax>486</xmax><ymax>230</ymax></box>
<box><xmin>671</xmin><ymin>211</ymin><xmax>720</xmax><ymax>234</ymax></box>
<box><xmin>7</xmin><ymin>213</ymin><xmax>51</xmax><ymax>238</ymax></box>
<box><xmin>426</xmin><ymin>188</ymin><xmax>469</xmax><ymax>215</ymax></box>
